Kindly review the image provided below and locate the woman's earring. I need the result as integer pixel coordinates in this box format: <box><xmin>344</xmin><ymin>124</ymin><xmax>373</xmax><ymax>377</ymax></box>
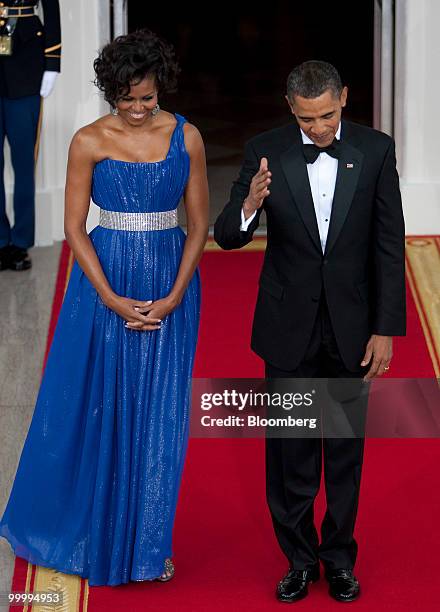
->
<box><xmin>111</xmin><ymin>106</ymin><xmax>119</xmax><ymax>116</ymax></box>
<box><xmin>151</xmin><ymin>103</ymin><xmax>160</xmax><ymax>116</ymax></box>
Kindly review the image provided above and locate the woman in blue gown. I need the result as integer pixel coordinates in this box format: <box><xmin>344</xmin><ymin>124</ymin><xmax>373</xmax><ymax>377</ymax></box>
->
<box><xmin>0</xmin><ymin>29</ymin><xmax>208</xmax><ymax>586</ymax></box>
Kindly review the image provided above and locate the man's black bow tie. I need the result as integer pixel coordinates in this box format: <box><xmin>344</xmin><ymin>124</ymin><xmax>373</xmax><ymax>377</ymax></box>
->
<box><xmin>303</xmin><ymin>139</ymin><xmax>341</xmax><ymax>164</ymax></box>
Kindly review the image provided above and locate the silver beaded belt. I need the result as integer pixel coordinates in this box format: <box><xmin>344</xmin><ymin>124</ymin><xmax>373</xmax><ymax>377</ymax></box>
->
<box><xmin>98</xmin><ymin>208</ymin><xmax>178</xmax><ymax>231</ymax></box>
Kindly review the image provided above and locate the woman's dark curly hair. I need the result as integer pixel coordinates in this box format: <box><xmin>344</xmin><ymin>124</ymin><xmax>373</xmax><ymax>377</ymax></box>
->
<box><xmin>93</xmin><ymin>29</ymin><xmax>180</xmax><ymax>107</ymax></box>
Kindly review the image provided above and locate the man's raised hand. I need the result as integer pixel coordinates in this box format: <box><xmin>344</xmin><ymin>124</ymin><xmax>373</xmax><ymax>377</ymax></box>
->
<box><xmin>243</xmin><ymin>157</ymin><xmax>271</xmax><ymax>219</ymax></box>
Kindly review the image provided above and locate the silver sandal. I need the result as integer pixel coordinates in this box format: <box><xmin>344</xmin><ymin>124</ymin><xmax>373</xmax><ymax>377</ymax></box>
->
<box><xmin>155</xmin><ymin>558</ymin><xmax>175</xmax><ymax>582</ymax></box>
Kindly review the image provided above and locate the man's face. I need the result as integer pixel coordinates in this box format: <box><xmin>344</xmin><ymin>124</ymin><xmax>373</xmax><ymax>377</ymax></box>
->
<box><xmin>285</xmin><ymin>87</ymin><xmax>348</xmax><ymax>147</ymax></box>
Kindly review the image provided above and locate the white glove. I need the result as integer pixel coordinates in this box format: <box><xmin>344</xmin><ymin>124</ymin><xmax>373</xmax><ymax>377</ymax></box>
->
<box><xmin>40</xmin><ymin>71</ymin><xmax>58</xmax><ymax>98</ymax></box>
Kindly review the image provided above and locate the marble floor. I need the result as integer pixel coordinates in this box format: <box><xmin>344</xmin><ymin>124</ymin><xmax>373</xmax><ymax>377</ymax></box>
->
<box><xmin>0</xmin><ymin>242</ymin><xmax>62</xmax><ymax>609</ymax></box>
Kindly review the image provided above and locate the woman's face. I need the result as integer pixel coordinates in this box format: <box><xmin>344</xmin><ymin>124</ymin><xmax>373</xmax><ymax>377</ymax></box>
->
<box><xmin>114</xmin><ymin>76</ymin><xmax>158</xmax><ymax>126</ymax></box>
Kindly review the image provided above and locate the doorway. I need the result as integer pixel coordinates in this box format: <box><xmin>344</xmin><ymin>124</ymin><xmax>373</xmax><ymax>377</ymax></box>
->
<box><xmin>126</xmin><ymin>1</ymin><xmax>376</xmax><ymax>223</ymax></box>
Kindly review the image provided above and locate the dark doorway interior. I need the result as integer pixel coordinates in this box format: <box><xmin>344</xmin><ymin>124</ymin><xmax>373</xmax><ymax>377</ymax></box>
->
<box><xmin>127</xmin><ymin>1</ymin><xmax>375</xmax><ymax>223</ymax></box>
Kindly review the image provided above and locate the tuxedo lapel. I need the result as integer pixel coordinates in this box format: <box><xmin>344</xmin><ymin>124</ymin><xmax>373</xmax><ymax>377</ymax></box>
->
<box><xmin>280</xmin><ymin>143</ymin><xmax>322</xmax><ymax>254</ymax></box>
<box><xmin>279</xmin><ymin>121</ymin><xmax>364</xmax><ymax>257</ymax></box>
<box><xmin>324</xmin><ymin>139</ymin><xmax>364</xmax><ymax>257</ymax></box>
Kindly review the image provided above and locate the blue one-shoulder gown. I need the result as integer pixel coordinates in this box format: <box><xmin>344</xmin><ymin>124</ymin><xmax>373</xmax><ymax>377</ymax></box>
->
<box><xmin>0</xmin><ymin>113</ymin><xmax>201</xmax><ymax>586</ymax></box>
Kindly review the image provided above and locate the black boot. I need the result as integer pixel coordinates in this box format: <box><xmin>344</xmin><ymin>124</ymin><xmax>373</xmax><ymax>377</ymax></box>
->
<box><xmin>8</xmin><ymin>245</ymin><xmax>32</xmax><ymax>271</ymax></box>
<box><xmin>0</xmin><ymin>244</ymin><xmax>13</xmax><ymax>270</ymax></box>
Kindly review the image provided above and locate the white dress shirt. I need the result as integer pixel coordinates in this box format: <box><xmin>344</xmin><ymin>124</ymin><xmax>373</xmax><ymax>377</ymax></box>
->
<box><xmin>240</xmin><ymin>123</ymin><xmax>341</xmax><ymax>253</ymax></box>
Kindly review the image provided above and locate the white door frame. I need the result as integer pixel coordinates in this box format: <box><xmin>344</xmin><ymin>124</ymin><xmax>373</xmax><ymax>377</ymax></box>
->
<box><xmin>373</xmin><ymin>0</ymin><xmax>395</xmax><ymax>135</ymax></box>
<box><xmin>112</xmin><ymin>0</ymin><xmax>128</xmax><ymax>38</ymax></box>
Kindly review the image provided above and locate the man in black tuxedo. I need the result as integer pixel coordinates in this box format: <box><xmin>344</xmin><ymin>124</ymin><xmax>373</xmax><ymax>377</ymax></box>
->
<box><xmin>214</xmin><ymin>61</ymin><xmax>405</xmax><ymax>603</ymax></box>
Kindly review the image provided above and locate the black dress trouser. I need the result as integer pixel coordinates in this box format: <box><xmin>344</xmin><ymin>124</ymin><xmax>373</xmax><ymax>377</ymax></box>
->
<box><xmin>265</xmin><ymin>292</ymin><xmax>369</xmax><ymax>571</ymax></box>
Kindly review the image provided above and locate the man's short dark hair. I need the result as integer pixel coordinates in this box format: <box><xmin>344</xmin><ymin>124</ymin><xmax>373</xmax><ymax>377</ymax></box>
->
<box><xmin>286</xmin><ymin>61</ymin><xmax>343</xmax><ymax>101</ymax></box>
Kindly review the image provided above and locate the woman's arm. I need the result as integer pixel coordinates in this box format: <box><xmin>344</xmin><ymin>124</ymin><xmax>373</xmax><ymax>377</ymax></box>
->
<box><xmin>126</xmin><ymin>123</ymin><xmax>209</xmax><ymax>329</ymax></box>
<box><xmin>168</xmin><ymin>123</ymin><xmax>209</xmax><ymax>303</ymax></box>
<box><xmin>64</xmin><ymin>128</ymin><xmax>114</xmax><ymax>302</ymax></box>
<box><xmin>64</xmin><ymin>128</ymin><xmax>161</xmax><ymax>330</ymax></box>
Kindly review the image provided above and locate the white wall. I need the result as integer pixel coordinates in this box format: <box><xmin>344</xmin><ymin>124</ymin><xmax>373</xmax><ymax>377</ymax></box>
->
<box><xmin>4</xmin><ymin>0</ymin><xmax>110</xmax><ymax>246</ymax></box>
<box><xmin>394</xmin><ymin>0</ymin><xmax>440</xmax><ymax>234</ymax></box>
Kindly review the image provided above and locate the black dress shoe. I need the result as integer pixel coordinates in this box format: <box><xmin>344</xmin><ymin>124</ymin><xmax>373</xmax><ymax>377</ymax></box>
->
<box><xmin>326</xmin><ymin>569</ymin><xmax>360</xmax><ymax>602</ymax></box>
<box><xmin>8</xmin><ymin>246</ymin><xmax>32</xmax><ymax>271</ymax></box>
<box><xmin>0</xmin><ymin>244</ymin><xmax>12</xmax><ymax>270</ymax></box>
<box><xmin>276</xmin><ymin>565</ymin><xmax>320</xmax><ymax>603</ymax></box>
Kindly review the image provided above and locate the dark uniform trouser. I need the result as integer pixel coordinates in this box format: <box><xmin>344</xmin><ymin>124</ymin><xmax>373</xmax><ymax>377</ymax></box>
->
<box><xmin>0</xmin><ymin>94</ymin><xmax>41</xmax><ymax>249</ymax></box>
<box><xmin>265</xmin><ymin>291</ymin><xmax>369</xmax><ymax>571</ymax></box>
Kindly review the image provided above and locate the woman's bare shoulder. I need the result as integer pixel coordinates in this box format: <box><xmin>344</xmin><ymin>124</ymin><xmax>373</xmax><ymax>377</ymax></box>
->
<box><xmin>182</xmin><ymin>121</ymin><xmax>205</xmax><ymax>155</ymax></box>
<box><xmin>152</xmin><ymin>110</ymin><xmax>180</xmax><ymax>134</ymax></box>
<box><xmin>160</xmin><ymin>110</ymin><xmax>177</xmax><ymax>121</ymax></box>
<box><xmin>69</xmin><ymin>115</ymin><xmax>114</xmax><ymax>161</ymax></box>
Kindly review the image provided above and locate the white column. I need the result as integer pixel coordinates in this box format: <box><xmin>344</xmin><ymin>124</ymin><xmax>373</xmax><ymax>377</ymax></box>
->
<box><xmin>113</xmin><ymin>0</ymin><xmax>128</xmax><ymax>38</ymax></box>
<box><xmin>394</xmin><ymin>0</ymin><xmax>440</xmax><ymax>234</ymax></box>
<box><xmin>374</xmin><ymin>0</ymin><xmax>395</xmax><ymax>134</ymax></box>
<box><xmin>4</xmin><ymin>0</ymin><xmax>110</xmax><ymax>246</ymax></box>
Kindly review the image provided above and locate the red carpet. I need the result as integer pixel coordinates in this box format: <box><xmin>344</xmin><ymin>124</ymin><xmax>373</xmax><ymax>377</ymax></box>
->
<box><xmin>10</xmin><ymin>241</ymin><xmax>440</xmax><ymax>611</ymax></box>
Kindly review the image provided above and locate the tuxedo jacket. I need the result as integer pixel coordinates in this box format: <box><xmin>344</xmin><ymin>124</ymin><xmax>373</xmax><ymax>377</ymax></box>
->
<box><xmin>0</xmin><ymin>0</ymin><xmax>61</xmax><ymax>99</ymax></box>
<box><xmin>214</xmin><ymin>119</ymin><xmax>406</xmax><ymax>372</ymax></box>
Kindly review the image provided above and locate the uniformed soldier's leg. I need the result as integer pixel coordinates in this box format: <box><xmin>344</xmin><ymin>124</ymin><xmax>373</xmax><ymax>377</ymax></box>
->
<box><xmin>0</xmin><ymin>96</ymin><xmax>10</xmax><ymax>249</ymax></box>
<box><xmin>4</xmin><ymin>94</ymin><xmax>41</xmax><ymax>249</ymax></box>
